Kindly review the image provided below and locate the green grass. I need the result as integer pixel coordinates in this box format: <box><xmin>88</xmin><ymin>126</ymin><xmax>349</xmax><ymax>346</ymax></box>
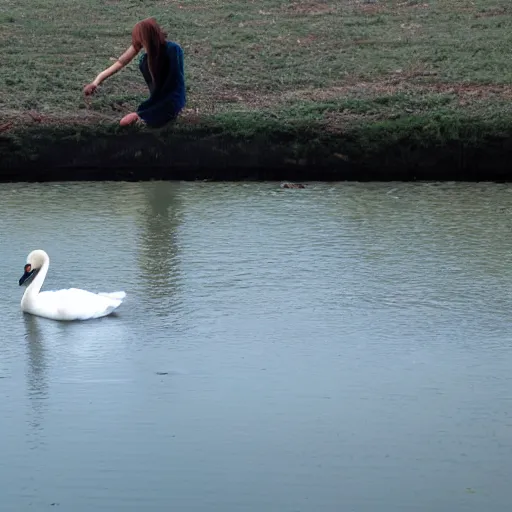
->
<box><xmin>2</xmin><ymin>0</ymin><xmax>512</xmax><ymax>147</ymax></box>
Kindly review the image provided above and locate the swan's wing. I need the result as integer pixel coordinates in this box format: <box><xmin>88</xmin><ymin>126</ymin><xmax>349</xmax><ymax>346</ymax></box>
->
<box><xmin>37</xmin><ymin>288</ymin><xmax>126</xmax><ymax>320</ymax></box>
<box><xmin>97</xmin><ymin>291</ymin><xmax>126</xmax><ymax>300</ymax></box>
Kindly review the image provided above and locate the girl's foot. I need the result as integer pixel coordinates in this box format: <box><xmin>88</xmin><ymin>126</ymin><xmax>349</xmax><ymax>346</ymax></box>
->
<box><xmin>120</xmin><ymin>112</ymin><xmax>141</xmax><ymax>126</ymax></box>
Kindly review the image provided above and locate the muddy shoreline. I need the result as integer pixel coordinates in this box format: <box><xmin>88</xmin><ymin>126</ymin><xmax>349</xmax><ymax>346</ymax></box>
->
<box><xmin>2</xmin><ymin>123</ymin><xmax>512</xmax><ymax>182</ymax></box>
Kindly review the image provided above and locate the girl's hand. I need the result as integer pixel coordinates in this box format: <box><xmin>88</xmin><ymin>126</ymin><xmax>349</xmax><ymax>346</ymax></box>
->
<box><xmin>83</xmin><ymin>83</ymin><xmax>97</xmax><ymax>96</ymax></box>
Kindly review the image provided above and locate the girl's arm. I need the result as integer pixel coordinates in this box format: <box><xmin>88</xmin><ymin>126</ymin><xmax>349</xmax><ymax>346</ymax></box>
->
<box><xmin>84</xmin><ymin>45</ymin><xmax>139</xmax><ymax>95</ymax></box>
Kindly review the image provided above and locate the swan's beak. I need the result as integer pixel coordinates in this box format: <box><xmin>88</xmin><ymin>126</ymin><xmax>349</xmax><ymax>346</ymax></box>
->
<box><xmin>19</xmin><ymin>264</ymin><xmax>37</xmax><ymax>286</ymax></box>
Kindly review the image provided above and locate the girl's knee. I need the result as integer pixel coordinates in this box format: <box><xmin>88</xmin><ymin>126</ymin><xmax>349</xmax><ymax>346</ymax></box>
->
<box><xmin>120</xmin><ymin>112</ymin><xmax>141</xmax><ymax>126</ymax></box>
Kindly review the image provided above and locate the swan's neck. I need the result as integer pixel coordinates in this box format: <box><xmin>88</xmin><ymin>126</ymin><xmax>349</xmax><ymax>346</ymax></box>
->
<box><xmin>21</xmin><ymin>256</ymin><xmax>49</xmax><ymax>306</ymax></box>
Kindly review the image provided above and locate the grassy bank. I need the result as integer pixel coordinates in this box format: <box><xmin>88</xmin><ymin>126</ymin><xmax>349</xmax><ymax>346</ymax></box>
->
<box><xmin>2</xmin><ymin>0</ymin><xmax>512</xmax><ymax>179</ymax></box>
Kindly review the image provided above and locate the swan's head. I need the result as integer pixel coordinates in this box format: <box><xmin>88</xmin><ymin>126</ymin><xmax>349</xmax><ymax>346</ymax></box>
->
<box><xmin>19</xmin><ymin>250</ymin><xmax>48</xmax><ymax>286</ymax></box>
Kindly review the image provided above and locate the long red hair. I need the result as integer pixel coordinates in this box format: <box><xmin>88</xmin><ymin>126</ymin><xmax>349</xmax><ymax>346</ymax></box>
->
<box><xmin>132</xmin><ymin>18</ymin><xmax>168</xmax><ymax>89</ymax></box>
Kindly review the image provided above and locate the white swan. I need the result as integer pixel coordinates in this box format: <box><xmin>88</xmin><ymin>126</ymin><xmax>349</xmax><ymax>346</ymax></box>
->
<box><xmin>19</xmin><ymin>249</ymin><xmax>126</xmax><ymax>321</ymax></box>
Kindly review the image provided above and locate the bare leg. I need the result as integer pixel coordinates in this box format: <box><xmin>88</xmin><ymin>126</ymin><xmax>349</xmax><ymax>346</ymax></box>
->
<box><xmin>120</xmin><ymin>112</ymin><xmax>141</xmax><ymax>126</ymax></box>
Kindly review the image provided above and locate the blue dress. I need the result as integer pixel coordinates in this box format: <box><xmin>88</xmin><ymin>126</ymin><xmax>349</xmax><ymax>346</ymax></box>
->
<box><xmin>137</xmin><ymin>41</ymin><xmax>186</xmax><ymax>128</ymax></box>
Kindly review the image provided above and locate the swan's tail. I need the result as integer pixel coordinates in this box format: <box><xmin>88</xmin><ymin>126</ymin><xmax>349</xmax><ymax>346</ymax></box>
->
<box><xmin>98</xmin><ymin>291</ymin><xmax>126</xmax><ymax>301</ymax></box>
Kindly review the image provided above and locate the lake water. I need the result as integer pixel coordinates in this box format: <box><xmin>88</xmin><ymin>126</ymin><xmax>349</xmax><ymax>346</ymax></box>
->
<box><xmin>0</xmin><ymin>181</ymin><xmax>511</xmax><ymax>511</ymax></box>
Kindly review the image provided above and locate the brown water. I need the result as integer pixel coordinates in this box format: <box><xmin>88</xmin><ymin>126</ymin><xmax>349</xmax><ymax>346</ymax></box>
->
<box><xmin>0</xmin><ymin>181</ymin><xmax>511</xmax><ymax>511</ymax></box>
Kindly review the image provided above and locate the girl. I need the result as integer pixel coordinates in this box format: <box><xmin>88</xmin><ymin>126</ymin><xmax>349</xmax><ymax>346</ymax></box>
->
<box><xmin>84</xmin><ymin>18</ymin><xmax>186</xmax><ymax>128</ymax></box>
